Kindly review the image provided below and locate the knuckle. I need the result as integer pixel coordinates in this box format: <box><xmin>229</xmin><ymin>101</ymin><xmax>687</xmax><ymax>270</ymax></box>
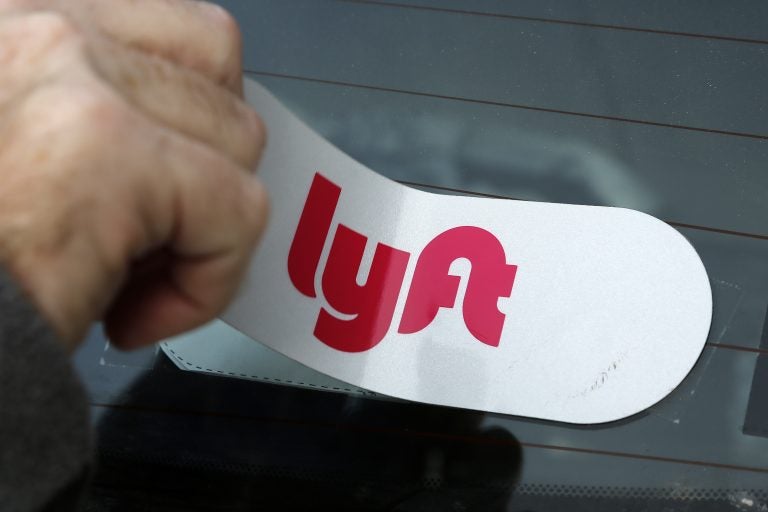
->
<box><xmin>203</xmin><ymin>3</ymin><xmax>242</xmax><ymax>81</ymax></box>
<box><xmin>22</xmin><ymin>10</ymin><xmax>82</xmax><ymax>46</ymax></box>
<box><xmin>239</xmin><ymin>180</ymin><xmax>270</xmax><ymax>241</ymax></box>
<box><xmin>0</xmin><ymin>0</ymin><xmax>34</xmax><ymax>12</ymax></box>
<box><xmin>0</xmin><ymin>11</ymin><xmax>87</xmax><ymax>70</ymax></box>
<box><xmin>62</xmin><ymin>90</ymin><xmax>124</xmax><ymax>132</ymax></box>
<box><xmin>37</xmin><ymin>84</ymin><xmax>130</xmax><ymax>149</ymax></box>
<box><xmin>207</xmin><ymin>4</ymin><xmax>241</xmax><ymax>49</ymax></box>
<box><xmin>0</xmin><ymin>10</ymin><xmax>83</xmax><ymax>59</ymax></box>
<box><xmin>243</xmin><ymin>109</ymin><xmax>267</xmax><ymax>167</ymax></box>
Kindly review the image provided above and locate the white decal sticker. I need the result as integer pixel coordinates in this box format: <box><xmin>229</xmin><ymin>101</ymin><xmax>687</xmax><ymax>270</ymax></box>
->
<box><xmin>161</xmin><ymin>79</ymin><xmax>712</xmax><ymax>424</ymax></box>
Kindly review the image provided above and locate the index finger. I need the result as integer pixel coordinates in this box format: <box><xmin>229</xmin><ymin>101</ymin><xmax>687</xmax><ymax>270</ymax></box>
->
<box><xmin>0</xmin><ymin>0</ymin><xmax>244</xmax><ymax>94</ymax></box>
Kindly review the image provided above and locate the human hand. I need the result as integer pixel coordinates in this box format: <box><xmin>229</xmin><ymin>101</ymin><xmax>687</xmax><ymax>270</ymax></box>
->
<box><xmin>0</xmin><ymin>0</ymin><xmax>268</xmax><ymax>351</ymax></box>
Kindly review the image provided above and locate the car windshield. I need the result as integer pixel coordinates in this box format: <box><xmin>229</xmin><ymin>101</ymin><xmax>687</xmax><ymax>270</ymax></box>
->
<box><xmin>75</xmin><ymin>1</ymin><xmax>768</xmax><ymax>510</ymax></box>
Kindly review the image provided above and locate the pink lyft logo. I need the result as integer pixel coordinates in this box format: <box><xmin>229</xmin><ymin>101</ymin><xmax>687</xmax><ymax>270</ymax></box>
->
<box><xmin>288</xmin><ymin>173</ymin><xmax>518</xmax><ymax>353</ymax></box>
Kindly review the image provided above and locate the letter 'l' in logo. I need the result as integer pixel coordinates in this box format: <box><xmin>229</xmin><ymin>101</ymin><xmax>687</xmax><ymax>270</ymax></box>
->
<box><xmin>288</xmin><ymin>173</ymin><xmax>518</xmax><ymax>353</ymax></box>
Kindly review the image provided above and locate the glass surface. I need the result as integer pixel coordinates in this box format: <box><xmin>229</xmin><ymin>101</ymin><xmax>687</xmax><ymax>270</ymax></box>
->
<box><xmin>75</xmin><ymin>1</ymin><xmax>768</xmax><ymax>510</ymax></box>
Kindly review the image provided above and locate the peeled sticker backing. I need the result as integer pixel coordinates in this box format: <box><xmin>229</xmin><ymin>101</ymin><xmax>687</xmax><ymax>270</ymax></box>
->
<box><xmin>160</xmin><ymin>78</ymin><xmax>713</xmax><ymax>424</ymax></box>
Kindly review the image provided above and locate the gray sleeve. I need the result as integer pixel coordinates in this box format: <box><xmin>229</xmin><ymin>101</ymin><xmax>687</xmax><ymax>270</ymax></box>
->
<box><xmin>0</xmin><ymin>267</ymin><xmax>91</xmax><ymax>512</ymax></box>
